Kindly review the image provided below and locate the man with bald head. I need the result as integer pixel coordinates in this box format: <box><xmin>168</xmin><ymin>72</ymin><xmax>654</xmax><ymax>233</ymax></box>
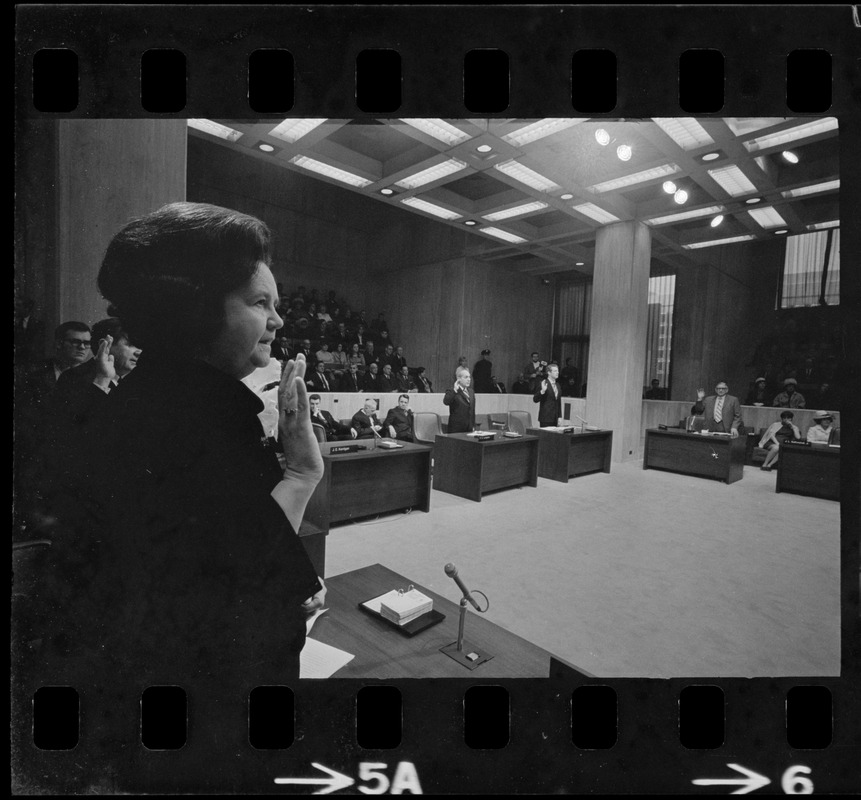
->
<box><xmin>443</xmin><ymin>366</ymin><xmax>476</xmax><ymax>433</ymax></box>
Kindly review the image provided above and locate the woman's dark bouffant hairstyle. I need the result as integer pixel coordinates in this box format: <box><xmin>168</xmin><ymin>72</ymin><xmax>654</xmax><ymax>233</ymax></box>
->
<box><xmin>97</xmin><ymin>202</ymin><xmax>271</xmax><ymax>353</ymax></box>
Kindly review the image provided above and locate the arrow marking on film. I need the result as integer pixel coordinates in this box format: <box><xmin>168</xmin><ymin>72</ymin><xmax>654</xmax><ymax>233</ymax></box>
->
<box><xmin>692</xmin><ymin>763</ymin><xmax>771</xmax><ymax>794</ymax></box>
<box><xmin>274</xmin><ymin>763</ymin><xmax>355</xmax><ymax>794</ymax></box>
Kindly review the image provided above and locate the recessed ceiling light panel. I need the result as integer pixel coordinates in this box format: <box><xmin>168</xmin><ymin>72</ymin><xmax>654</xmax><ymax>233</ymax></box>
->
<box><xmin>187</xmin><ymin>119</ymin><xmax>243</xmax><ymax>141</ymax></box>
<box><xmin>683</xmin><ymin>234</ymin><xmax>756</xmax><ymax>249</ymax></box>
<box><xmin>401</xmin><ymin>196</ymin><xmax>462</xmax><ymax>220</ymax></box>
<box><xmin>494</xmin><ymin>160</ymin><xmax>561</xmax><ymax>192</ymax></box>
<box><xmin>743</xmin><ymin>117</ymin><xmax>838</xmax><ymax>152</ymax></box>
<box><xmin>480</xmin><ymin>227</ymin><xmax>528</xmax><ymax>244</ymax></box>
<box><xmin>394</xmin><ymin>158</ymin><xmax>469</xmax><ymax>190</ymax></box>
<box><xmin>572</xmin><ymin>203</ymin><xmax>621</xmax><ymax>224</ymax></box>
<box><xmin>501</xmin><ymin>118</ymin><xmax>587</xmax><ymax>146</ymax></box>
<box><xmin>747</xmin><ymin>206</ymin><xmax>788</xmax><ymax>228</ymax></box>
<box><xmin>289</xmin><ymin>155</ymin><xmax>372</xmax><ymax>187</ymax></box>
<box><xmin>269</xmin><ymin>118</ymin><xmax>328</xmax><ymax>144</ymax></box>
<box><xmin>781</xmin><ymin>179</ymin><xmax>839</xmax><ymax>199</ymax></box>
<box><xmin>646</xmin><ymin>205</ymin><xmax>725</xmax><ymax>226</ymax></box>
<box><xmin>483</xmin><ymin>201</ymin><xmax>549</xmax><ymax>222</ymax></box>
<box><xmin>399</xmin><ymin>118</ymin><xmax>471</xmax><ymax>146</ymax></box>
<box><xmin>708</xmin><ymin>164</ymin><xmax>758</xmax><ymax>197</ymax></box>
<box><xmin>589</xmin><ymin>164</ymin><xmax>680</xmax><ymax>194</ymax></box>
<box><xmin>652</xmin><ymin>117</ymin><xmax>715</xmax><ymax>149</ymax></box>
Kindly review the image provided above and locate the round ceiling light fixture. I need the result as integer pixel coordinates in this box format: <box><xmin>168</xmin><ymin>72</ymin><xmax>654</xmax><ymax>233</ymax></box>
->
<box><xmin>616</xmin><ymin>144</ymin><xmax>632</xmax><ymax>161</ymax></box>
<box><xmin>774</xmin><ymin>229</ymin><xmax>789</xmax><ymax>235</ymax></box>
<box><xmin>781</xmin><ymin>150</ymin><xmax>799</xmax><ymax>164</ymax></box>
<box><xmin>595</xmin><ymin>128</ymin><xmax>610</xmax><ymax>146</ymax></box>
<box><xmin>710</xmin><ymin>215</ymin><xmax>724</xmax><ymax>228</ymax></box>
<box><xmin>673</xmin><ymin>189</ymin><xmax>689</xmax><ymax>205</ymax></box>
<box><xmin>380</xmin><ymin>188</ymin><xmax>394</xmax><ymax>196</ymax></box>
<box><xmin>702</xmin><ymin>152</ymin><xmax>721</xmax><ymax>161</ymax></box>
<box><xmin>560</xmin><ymin>193</ymin><xmax>574</xmax><ymax>200</ymax></box>
<box><xmin>258</xmin><ymin>143</ymin><xmax>275</xmax><ymax>152</ymax></box>
<box><xmin>476</xmin><ymin>144</ymin><xmax>493</xmax><ymax>153</ymax></box>
<box><xmin>464</xmin><ymin>220</ymin><xmax>477</xmax><ymax>226</ymax></box>
<box><xmin>745</xmin><ymin>197</ymin><xmax>762</xmax><ymax>204</ymax></box>
<box><xmin>662</xmin><ymin>180</ymin><xmax>677</xmax><ymax>195</ymax></box>
<box><xmin>575</xmin><ymin>261</ymin><xmax>585</xmax><ymax>266</ymax></box>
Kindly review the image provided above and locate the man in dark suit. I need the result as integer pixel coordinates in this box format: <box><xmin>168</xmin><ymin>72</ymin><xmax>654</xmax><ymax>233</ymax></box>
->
<box><xmin>472</xmin><ymin>349</ymin><xmax>493</xmax><ymax>394</ymax></box>
<box><xmin>378</xmin><ymin>363</ymin><xmax>398</xmax><ymax>392</ymax></box>
<box><xmin>292</xmin><ymin>337</ymin><xmax>315</xmax><ymax>366</ymax></box>
<box><xmin>351</xmin><ymin>398</ymin><xmax>384</xmax><ymax>439</ymax></box>
<box><xmin>20</xmin><ymin>321</ymin><xmax>93</xmax><ymax>408</ymax></box>
<box><xmin>443</xmin><ymin>367</ymin><xmax>476</xmax><ymax>433</ymax></box>
<box><xmin>383</xmin><ymin>394</ymin><xmax>414</xmax><ymax>441</ymax></box>
<box><xmin>340</xmin><ymin>363</ymin><xmax>362</xmax><ymax>392</ymax></box>
<box><xmin>691</xmin><ymin>380</ymin><xmax>742</xmax><ymax>436</ymax></box>
<box><xmin>533</xmin><ymin>362</ymin><xmax>562</xmax><ymax>427</ymax></box>
<box><xmin>305</xmin><ymin>361</ymin><xmax>333</xmax><ymax>392</ymax></box>
<box><xmin>395</xmin><ymin>365</ymin><xmax>415</xmax><ymax>393</ymax></box>
<box><xmin>392</xmin><ymin>346</ymin><xmax>407</xmax><ymax>373</ymax></box>
<box><xmin>309</xmin><ymin>394</ymin><xmax>356</xmax><ymax>441</ymax></box>
<box><xmin>415</xmin><ymin>367</ymin><xmax>433</xmax><ymax>393</ymax></box>
<box><xmin>361</xmin><ymin>362</ymin><xmax>380</xmax><ymax>392</ymax></box>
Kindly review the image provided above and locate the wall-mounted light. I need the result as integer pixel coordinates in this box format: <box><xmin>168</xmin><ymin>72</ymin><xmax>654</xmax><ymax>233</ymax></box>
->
<box><xmin>710</xmin><ymin>214</ymin><xmax>724</xmax><ymax>228</ymax></box>
<box><xmin>781</xmin><ymin>150</ymin><xmax>799</xmax><ymax>164</ymax></box>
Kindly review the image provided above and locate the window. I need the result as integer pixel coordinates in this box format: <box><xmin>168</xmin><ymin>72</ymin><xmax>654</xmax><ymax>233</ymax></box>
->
<box><xmin>779</xmin><ymin>229</ymin><xmax>840</xmax><ymax>308</ymax></box>
<box><xmin>645</xmin><ymin>274</ymin><xmax>675</xmax><ymax>394</ymax></box>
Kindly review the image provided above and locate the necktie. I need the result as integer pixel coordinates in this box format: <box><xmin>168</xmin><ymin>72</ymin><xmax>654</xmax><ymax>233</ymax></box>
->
<box><xmin>714</xmin><ymin>396</ymin><xmax>724</xmax><ymax>423</ymax></box>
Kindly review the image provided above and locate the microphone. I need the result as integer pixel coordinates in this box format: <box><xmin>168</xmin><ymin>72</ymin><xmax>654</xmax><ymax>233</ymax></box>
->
<box><xmin>444</xmin><ymin>563</ymin><xmax>481</xmax><ymax>611</ymax></box>
<box><xmin>575</xmin><ymin>415</ymin><xmax>589</xmax><ymax>425</ymax></box>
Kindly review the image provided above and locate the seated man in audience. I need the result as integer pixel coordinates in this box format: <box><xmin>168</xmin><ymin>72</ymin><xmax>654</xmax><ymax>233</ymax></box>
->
<box><xmin>644</xmin><ymin>378</ymin><xmax>666</xmax><ymax>400</ymax></box>
<box><xmin>524</xmin><ymin>351</ymin><xmax>543</xmax><ymax>392</ymax></box>
<box><xmin>395</xmin><ymin>365</ymin><xmax>415</xmax><ymax>393</ymax></box>
<box><xmin>691</xmin><ymin>381</ymin><xmax>741</xmax><ymax>436</ymax></box>
<box><xmin>745</xmin><ymin>377</ymin><xmax>770</xmax><ymax>406</ymax></box>
<box><xmin>21</xmin><ymin>320</ymin><xmax>93</xmax><ymax>408</ymax></box>
<box><xmin>415</xmin><ymin>366</ymin><xmax>433</xmax><ymax>393</ymax></box>
<box><xmin>806</xmin><ymin>410</ymin><xmax>836</xmax><ymax>444</ymax></box>
<box><xmin>341</xmin><ymin>362</ymin><xmax>362</xmax><ymax>392</ymax></box>
<box><xmin>352</xmin><ymin>324</ymin><xmax>369</xmax><ymax>348</ymax></box>
<box><xmin>378</xmin><ymin>363</ymin><xmax>398</xmax><ymax>393</ymax></box>
<box><xmin>758</xmin><ymin>410</ymin><xmax>801</xmax><ymax>471</ymax></box>
<box><xmin>772</xmin><ymin>377</ymin><xmax>806</xmax><ymax>409</ymax></box>
<box><xmin>292</xmin><ymin>337</ymin><xmax>315</xmax><ymax>365</ymax></box>
<box><xmin>512</xmin><ymin>373</ymin><xmax>532</xmax><ymax>394</ymax></box>
<box><xmin>392</xmin><ymin>346</ymin><xmax>407</xmax><ymax>373</ymax></box>
<box><xmin>351</xmin><ymin>398</ymin><xmax>384</xmax><ymax>439</ymax></box>
<box><xmin>332</xmin><ymin>322</ymin><xmax>351</xmax><ymax>349</ymax></box>
<box><xmin>380</xmin><ymin>343</ymin><xmax>397</xmax><ymax>371</ymax></box>
<box><xmin>363</xmin><ymin>341</ymin><xmax>381</xmax><ymax>371</ymax></box>
<box><xmin>492</xmin><ymin>375</ymin><xmax>506</xmax><ymax>393</ymax></box>
<box><xmin>560</xmin><ymin>358</ymin><xmax>580</xmax><ymax>397</ymax></box>
<box><xmin>305</xmin><ymin>360</ymin><xmax>333</xmax><ymax>392</ymax></box>
<box><xmin>383</xmin><ymin>394</ymin><xmax>415</xmax><ymax>442</ymax></box>
<box><xmin>361</xmin><ymin>361</ymin><xmax>380</xmax><ymax>392</ymax></box>
<box><xmin>376</xmin><ymin>329</ymin><xmax>392</xmax><ymax>351</ymax></box>
<box><xmin>309</xmin><ymin>394</ymin><xmax>356</xmax><ymax>441</ymax></box>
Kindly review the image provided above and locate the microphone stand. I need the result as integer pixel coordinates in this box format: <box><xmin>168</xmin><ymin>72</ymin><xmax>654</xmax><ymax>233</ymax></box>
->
<box><xmin>440</xmin><ymin>600</ymin><xmax>493</xmax><ymax>670</ymax></box>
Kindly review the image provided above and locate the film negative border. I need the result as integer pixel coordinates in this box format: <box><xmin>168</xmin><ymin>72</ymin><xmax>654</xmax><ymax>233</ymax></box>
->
<box><xmin>13</xmin><ymin>3</ymin><xmax>861</xmax><ymax>795</ymax></box>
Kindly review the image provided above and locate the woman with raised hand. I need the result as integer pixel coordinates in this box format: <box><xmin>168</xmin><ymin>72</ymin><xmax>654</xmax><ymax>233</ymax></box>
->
<box><xmin>41</xmin><ymin>202</ymin><xmax>327</xmax><ymax>788</ymax></box>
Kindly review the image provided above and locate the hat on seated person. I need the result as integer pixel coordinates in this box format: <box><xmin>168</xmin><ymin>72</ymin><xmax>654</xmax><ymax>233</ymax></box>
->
<box><xmin>754</xmin><ymin>377</ymin><xmax>766</xmax><ymax>383</ymax></box>
<box><xmin>783</xmin><ymin>377</ymin><xmax>797</xmax><ymax>386</ymax></box>
<box><xmin>481</xmin><ymin>349</ymin><xmax>491</xmax><ymax>355</ymax></box>
<box><xmin>812</xmin><ymin>410</ymin><xmax>833</xmax><ymax>421</ymax></box>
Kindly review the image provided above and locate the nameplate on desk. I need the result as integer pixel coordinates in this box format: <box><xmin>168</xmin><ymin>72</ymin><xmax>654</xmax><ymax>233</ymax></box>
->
<box><xmin>471</xmin><ymin>433</ymin><xmax>496</xmax><ymax>441</ymax></box>
<box><xmin>786</xmin><ymin>440</ymin><xmax>810</xmax><ymax>446</ymax></box>
<box><xmin>330</xmin><ymin>444</ymin><xmax>366</xmax><ymax>454</ymax></box>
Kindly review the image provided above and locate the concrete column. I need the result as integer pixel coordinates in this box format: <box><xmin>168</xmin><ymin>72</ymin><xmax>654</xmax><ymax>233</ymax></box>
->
<box><xmin>586</xmin><ymin>221</ymin><xmax>652</xmax><ymax>462</ymax></box>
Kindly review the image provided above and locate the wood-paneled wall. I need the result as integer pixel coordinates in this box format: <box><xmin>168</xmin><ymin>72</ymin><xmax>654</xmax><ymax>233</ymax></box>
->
<box><xmin>364</xmin><ymin>257</ymin><xmax>554</xmax><ymax>391</ymax></box>
<box><xmin>18</xmin><ymin>119</ymin><xmax>187</xmax><ymax>355</ymax></box>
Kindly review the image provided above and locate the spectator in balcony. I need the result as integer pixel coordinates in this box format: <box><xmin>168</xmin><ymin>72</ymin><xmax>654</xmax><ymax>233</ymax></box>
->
<box><xmin>512</xmin><ymin>373</ymin><xmax>531</xmax><ymax>394</ymax></box>
<box><xmin>381</xmin><ymin>343</ymin><xmax>398</xmax><ymax>371</ymax></box>
<box><xmin>395</xmin><ymin>364</ymin><xmax>416</xmax><ymax>393</ymax></box>
<box><xmin>364</xmin><ymin>341</ymin><xmax>381</xmax><ymax>371</ymax></box>
<box><xmin>361</xmin><ymin>362</ymin><xmax>380</xmax><ymax>392</ymax></box>
<box><xmin>347</xmin><ymin>342</ymin><xmax>365</xmax><ymax>372</ymax></box>
<box><xmin>383</xmin><ymin>394</ymin><xmax>414</xmax><ymax>442</ymax></box>
<box><xmin>524</xmin><ymin>351</ymin><xmax>544</xmax><ymax>392</ymax></box>
<box><xmin>644</xmin><ymin>378</ymin><xmax>667</xmax><ymax>400</ymax></box>
<box><xmin>392</xmin><ymin>345</ymin><xmax>407</xmax><ymax>373</ymax></box>
<box><xmin>305</xmin><ymin>360</ymin><xmax>333</xmax><ymax>393</ymax></box>
<box><xmin>772</xmin><ymin>378</ymin><xmax>806</xmax><ymax>409</ymax></box>
<box><xmin>472</xmin><ymin>349</ymin><xmax>493</xmax><ymax>394</ymax></box>
<box><xmin>378</xmin><ymin>363</ymin><xmax>398</xmax><ymax>393</ymax></box>
<box><xmin>315</xmin><ymin>341</ymin><xmax>335</xmax><ymax>369</ymax></box>
<box><xmin>560</xmin><ymin>358</ymin><xmax>580</xmax><ymax>397</ymax></box>
<box><xmin>341</xmin><ymin>362</ymin><xmax>362</xmax><ymax>393</ymax></box>
<box><xmin>745</xmin><ymin>377</ymin><xmax>770</xmax><ymax>406</ymax></box>
<box><xmin>415</xmin><ymin>367</ymin><xmax>433</xmax><ymax>393</ymax></box>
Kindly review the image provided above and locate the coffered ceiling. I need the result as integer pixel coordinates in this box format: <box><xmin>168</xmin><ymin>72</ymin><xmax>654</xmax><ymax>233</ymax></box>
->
<box><xmin>187</xmin><ymin>116</ymin><xmax>839</xmax><ymax>279</ymax></box>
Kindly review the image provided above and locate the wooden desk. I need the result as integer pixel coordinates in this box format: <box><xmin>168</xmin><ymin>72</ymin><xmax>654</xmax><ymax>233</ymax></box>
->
<box><xmin>643</xmin><ymin>429</ymin><xmax>746</xmax><ymax>484</ymax></box>
<box><xmin>776</xmin><ymin>443</ymin><xmax>840</xmax><ymax>500</ymax></box>
<box><xmin>527</xmin><ymin>428</ymin><xmax>612</xmax><ymax>482</ymax></box>
<box><xmin>311</xmin><ymin>563</ymin><xmax>593</xmax><ymax>678</ymax></box>
<box><xmin>304</xmin><ymin>441</ymin><xmax>432</xmax><ymax>534</ymax></box>
<box><xmin>432</xmin><ymin>432</ymin><xmax>539</xmax><ymax>501</ymax></box>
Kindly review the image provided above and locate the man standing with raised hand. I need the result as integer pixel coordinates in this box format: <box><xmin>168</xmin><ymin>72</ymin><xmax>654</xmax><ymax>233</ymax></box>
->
<box><xmin>691</xmin><ymin>381</ymin><xmax>742</xmax><ymax>437</ymax></box>
<box><xmin>443</xmin><ymin>366</ymin><xmax>476</xmax><ymax>433</ymax></box>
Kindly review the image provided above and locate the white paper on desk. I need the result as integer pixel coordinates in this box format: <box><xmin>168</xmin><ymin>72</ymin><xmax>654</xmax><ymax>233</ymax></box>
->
<box><xmin>300</xmin><ymin>637</ymin><xmax>354</xmax><ymax>679</ymax></box>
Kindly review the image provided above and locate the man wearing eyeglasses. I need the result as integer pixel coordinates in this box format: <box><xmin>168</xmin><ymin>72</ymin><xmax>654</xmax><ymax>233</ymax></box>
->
<box><xmin>20</xmin><ymin>321</ymin><xmax>92</xmax><ymax>405</ymax></box>
<box><xmin>691</xmin><ymin>381</ymin><xmax>742</xmax><ymax>437</ymax></box>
